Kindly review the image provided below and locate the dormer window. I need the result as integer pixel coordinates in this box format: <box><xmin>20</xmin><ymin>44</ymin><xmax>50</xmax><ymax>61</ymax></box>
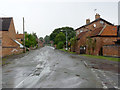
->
<box><xmin>100</xmin><ymin>21</ymin><xmax>104</xmax><ymax>24</ymax></box>
<box><xmin>77</xmin><ymin>31</ymin><xmax>79</xmax><ymax>35</ymax></box>
<box><xmin>80</xmin><ymin>30</ymin><xmax>83</xmax><ymax>33</ymax></box>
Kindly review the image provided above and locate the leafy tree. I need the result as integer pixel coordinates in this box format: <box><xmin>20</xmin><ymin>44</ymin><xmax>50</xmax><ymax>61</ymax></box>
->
<box><xmin>25</xmin><ymin>32</ymin><xmax>38</xmax><ymax>48</ymax></box>
<box><xmin>39</xmin><ymin>37</ymin><xmax>44</xmax><ymax>42</ymax></box>
<box><xmin>44</xmin><ymin>35</ymin><xmax>50</xmax><ymax>44</ymax></box>
<box><xmin>70</xmin><ymin>37</ymin><xmax>77</xmax><ymax>46</ymax></box>
<box><xmin>50</xmin><ymin>27</ymin><xmax>75</xmax><ymax>44</ymax></box>
<box><xmin>56</xmin><ymin>42</ymin><xmax>64</xmax><ymax>49</ymax></box>
<box><xmin>86</xmin><ymin>37</ymin><xmax>96</xmax><ymax>55</ymax></box>
<box><xmin>70</xmin><ymin>37</ymin><xmax>77</xmax><ymax>52</ymax></box>
<box><xmin>55</xmin><ymin>32</ymin><xmax>66</xmax><ymax>45</ymax></box>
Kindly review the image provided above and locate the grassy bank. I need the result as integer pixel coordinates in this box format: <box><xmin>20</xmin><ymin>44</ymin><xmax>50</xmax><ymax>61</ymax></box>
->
<box><xmin>82</xmin><ymin>54</ymin><xmax>120</xmax><ymax>62</ymax></box>
<box><xmin>59</xmin><ymin>49</ymin><xmax>76</xmax><ymax>54</ymax></box>
<box><xmin>59</xmin><ymin>49</ymin><xmax>119</xmax><ymax>62</ymax></box>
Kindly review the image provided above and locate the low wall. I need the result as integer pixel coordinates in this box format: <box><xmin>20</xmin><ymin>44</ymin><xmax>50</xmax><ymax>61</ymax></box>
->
<box><xmin>103</xmin><ymin>45</ymin><xmax>120</xmax><ymax>57</ymax></box>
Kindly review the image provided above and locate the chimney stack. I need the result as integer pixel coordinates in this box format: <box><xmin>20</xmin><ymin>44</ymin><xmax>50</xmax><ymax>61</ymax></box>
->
<box><xmin>95</xmin><ymin>13</ymin><xmax>100</xmax><ymax>20</ymax></box>
<box><xmin>17</xmin><ymin>31</ymin><xmax>19</xmax><ymax>34</ymax></box>
<box><xmin>86</xmin><ymin>19</ymin><xmax>90</xmax><ymax>24</ymax></box>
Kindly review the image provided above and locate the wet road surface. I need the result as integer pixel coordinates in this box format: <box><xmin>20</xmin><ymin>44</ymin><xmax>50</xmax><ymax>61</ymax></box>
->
<box><xmin>2</xmin><ymin>46</ymin><xmax>119</xmax><ymax>88</ymax></box>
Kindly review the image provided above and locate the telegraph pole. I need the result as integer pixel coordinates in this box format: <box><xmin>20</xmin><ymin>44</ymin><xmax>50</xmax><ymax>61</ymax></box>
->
<box><xmin>66</xmin><ymin>30</ymin><xmax>68</xmax><ymax>50</ymax></box>
<box><xmin>23</xmin><ymin>17</ymin><xmax>25</xmax><ymax>53</ymax></box>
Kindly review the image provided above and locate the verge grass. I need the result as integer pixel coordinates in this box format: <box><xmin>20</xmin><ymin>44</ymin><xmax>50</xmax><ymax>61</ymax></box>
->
<box><xmin>59</xmin><ymin>48</ymin><xmax>119</xmax><ymax>62</ymax></box>
<box><xmin>82</xmin><ymin>54</ymin><xmax>120</xmax><ymax>62</ymax></box>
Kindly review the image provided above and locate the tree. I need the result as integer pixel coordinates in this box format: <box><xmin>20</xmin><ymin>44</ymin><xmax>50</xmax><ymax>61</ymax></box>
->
<box><xmin>56</xmin><ymin>42</ymin><xmax>64</xmax><ymax>49</ymax></box>
<box><xmin>55</xmin><ymin>32</ymin><xmax>66</xmax><ymax>45</ymax></box>
<box><xmin>86</xmin><ymin>37</ymin><xmax>96</xmax><ymax>55</ymax></box>
<box><xmin>70</xmin><ymin>37</ymin><xmax>77</xmax><ymax>52</ymax></box>
<box><xmin>39</xmin><ymin>37</ymin><xmax>44</xmax><ymax>42</ymax></box>
<box><xmin>25</xmin><ymin>32</ymin><xmax>38</xmax><ymax>48</ymax></box>
<box><xmin>70</xmin><ymin>37</ymin><xmax>77</xmax><ymax>46</ymax></box>
<box><xmin>44</xmin><ymin>35</ymin><xmax>50</xmax><ymax>44</ymax></box>
<box><xmin>50</xmin><ymin>27</ymin><xmax>75</xmax><ymax>44</ymax></box>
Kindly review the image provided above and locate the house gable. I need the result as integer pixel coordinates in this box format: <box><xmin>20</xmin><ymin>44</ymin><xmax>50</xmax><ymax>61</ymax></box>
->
<box><xmin>8</xmin><ymin>18</ymin><xmax>16</xmax><ymax>40</ymax></box>
<box><xmin>75</xmin><ymin>18</ymin><xmax>114</xmax><ymax>31</ymax></box>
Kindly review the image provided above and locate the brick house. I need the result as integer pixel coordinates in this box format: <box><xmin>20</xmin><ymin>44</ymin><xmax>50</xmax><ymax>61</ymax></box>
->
<box><xmin>0</xmin><ymin>17</ymin><xmax>24</xmax><ymax>57</ymax></box>
<box><xmin>86</xmin><ymin>25</ymin><xmax>120</xmax><ymax>56</ymax></box>
<box><xmin>75</xmin><ymin>14</ymin><xmax>115</xmax><ymax>54</ymax></box>
<box><xmin>75</xmin><ymin>14</ymin><xmax>114</xmax><ymax>36</ymax></box>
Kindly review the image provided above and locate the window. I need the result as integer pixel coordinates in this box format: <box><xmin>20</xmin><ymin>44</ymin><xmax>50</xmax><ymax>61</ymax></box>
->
<box><xmin>80</xmin><ymin>30</ymin><xmax>83</xmax><ymax>33</ymax></box>
<box><xmin>113</xmin><ymin>28</ymin><xmax>115</xmax><ymax>30</ymax></box>
<box><xmin>100</xmin><ymin>21</ymin><xmax>104</xmax><ymax>24</ymax></box>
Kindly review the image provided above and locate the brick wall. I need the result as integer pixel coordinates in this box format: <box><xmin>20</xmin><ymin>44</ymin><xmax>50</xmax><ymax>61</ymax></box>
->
<box><xmin>103</xmin><ymin>45</ymin><xmax>120</xmax><ymax>57</ymax></box>
<box><xmin>86</xmin><ymin>37</ymin><xmax>119</xmax><ymax>55</ymax></box>
<box><xmin>2</xmin><ymin>47</ymin><xmax>23</xmax><ymax>57</ymax></box>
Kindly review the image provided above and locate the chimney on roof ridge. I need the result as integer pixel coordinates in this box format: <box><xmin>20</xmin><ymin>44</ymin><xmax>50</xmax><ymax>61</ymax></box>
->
<box><xmin>95</xmin><ymin>13</ymin><xmax>100</xmax><ymax>20</ymax></box>
<box><xmin>86</xmin><ymin>19</ymin><xmax>90</xmax><ymax>24</ymax></box>
<box><xmin>17</xmin><ymin>31</ymin><xmax>19</xmax><ymax>34</ymax></box>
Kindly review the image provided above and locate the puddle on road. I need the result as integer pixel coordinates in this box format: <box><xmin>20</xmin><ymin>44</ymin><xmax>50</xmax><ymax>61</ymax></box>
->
<box><xmin>5</xmin><ymin>70</ymin><xmax>13</xmax><ymax>73</ymax></box>
<box><xmin>75</xmin><ymin>74</ymin><xmax>80</xmax><ymax>77</ymax></box>
<box><xmin>70</xmin><ymin>56</ymin><xmax>77</xmax><ymax>59</ymax></box>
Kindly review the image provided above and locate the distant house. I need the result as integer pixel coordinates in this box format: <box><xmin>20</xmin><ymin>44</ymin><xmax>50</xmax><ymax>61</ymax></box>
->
<box><xmin>16</xmin><ymin>33</ymin><xmax>24</xmax><ymax>44</ymax></box>
<box><xmin>0</xmin><ymin>17</ymin><xmax>24</xmax><ymax>57</ymax></box>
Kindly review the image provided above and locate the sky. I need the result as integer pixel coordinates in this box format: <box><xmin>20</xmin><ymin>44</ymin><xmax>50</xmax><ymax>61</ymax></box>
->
<box><xmin>0</xmin><ymin>0</ymin><xmax>119</xmax><ymax>38</ymax></box>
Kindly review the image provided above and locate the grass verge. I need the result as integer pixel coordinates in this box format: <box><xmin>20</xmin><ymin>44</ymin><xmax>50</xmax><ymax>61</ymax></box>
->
<box><xmin>59</xmin><ymin>49</ymin><xmax>119</xmax><ymax>62</ymax></box>
<box><xmin>59</xmin><ymin>49</ymin><xmax>76</xmax><ymax>54</ymax></box>
<box><xmin>82</xmin><ymin>54</ymin><xmax>120</xmax><ymax>62</ymax></box>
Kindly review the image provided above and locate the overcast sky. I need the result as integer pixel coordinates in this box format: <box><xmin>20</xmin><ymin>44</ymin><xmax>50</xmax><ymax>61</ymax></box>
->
<box><xmin>0</xmin><ymin>0</ymin><xmax>119</xmax><ymax>38</ymax></box>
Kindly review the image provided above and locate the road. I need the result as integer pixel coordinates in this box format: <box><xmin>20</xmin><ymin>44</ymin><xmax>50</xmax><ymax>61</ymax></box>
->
<box><xmin>2</xmin><ymin>46</ymin><xmax>119</xmax><ymax>88</ymax></box>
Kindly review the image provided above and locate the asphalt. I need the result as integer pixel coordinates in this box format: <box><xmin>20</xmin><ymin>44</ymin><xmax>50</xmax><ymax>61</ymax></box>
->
<box><xmin>2</xmin><ymin>46</ymin><xmax>119</xmax><ymax>88</ymax></box>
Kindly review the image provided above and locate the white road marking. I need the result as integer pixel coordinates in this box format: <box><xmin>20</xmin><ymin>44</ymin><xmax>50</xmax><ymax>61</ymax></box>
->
<box><xmin>83</xmin><ymin>61</ymin><xmax>88</xmax><ymax>67</ymax></box>
<box><xmin>99</xmin><ymin>70</ymin><xmax>119</xmax><ymax>89</ymax></box>
<box><xmin>101</xmin><ymin>81</ymin><xmax>108</xmax><ymax>89</ymax></box>
<box><xmin>15</xmin><ymin>76</ymin><xmax>30</xmax><ymax>88</ymax></box>
<box><xmin>91</xmin><ymin>68</ymin><xmax>108</xmax><ymax>88</ymax></box>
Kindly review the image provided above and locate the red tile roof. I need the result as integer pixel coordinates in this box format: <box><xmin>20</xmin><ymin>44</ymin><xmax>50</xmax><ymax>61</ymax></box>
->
<box><xmin>90</xmin><ymin>26</ymin><xmax>117</xmax><ymax>37</ymax></box>
<box><xmin>90</xmin><ymin>27</ymin><xmax>103</xmax><ymax>37</ymax></box>
<box><xmin>77</xmin><ymin>31</ymin><xmax>87</xmax><ymax>40</ymax></box>
<box><xmin>100</xmin><ymin>26</ymin><xmax>117</xmax><ymax>36</ymax></box>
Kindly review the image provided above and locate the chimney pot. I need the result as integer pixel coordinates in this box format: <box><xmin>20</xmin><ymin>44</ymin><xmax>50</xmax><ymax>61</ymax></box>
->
<box><xmin>86</xmin><ymin>19</ymin><xmax>90</xmax><ymax>24</ymax></box>
<box><xmin>95</xmin><ymin>13</ymin><xmax>100</xmax><ymax>19</ymax></box>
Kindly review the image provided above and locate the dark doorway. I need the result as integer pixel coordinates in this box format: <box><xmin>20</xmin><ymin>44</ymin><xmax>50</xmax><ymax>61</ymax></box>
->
<box><xmin>99</xmin><ymin>47</ymin><xmax>103</xmax><ymax>56</ymax></box>
<box><xmin>80</xmin><ymin>46</ymin><xmax>86</xmax><ymax>54</ymax></box>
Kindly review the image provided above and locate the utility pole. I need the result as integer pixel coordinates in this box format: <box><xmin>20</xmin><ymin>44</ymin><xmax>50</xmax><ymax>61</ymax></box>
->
<box><xmin>66</xmin><ymin>30</ymin><xmax>68</xmax><ymax>50</ymax></box>
<box><xmin>23</xmin><ymin>17</ymin><xmax>25</xmax><ymax>53</ymax></box>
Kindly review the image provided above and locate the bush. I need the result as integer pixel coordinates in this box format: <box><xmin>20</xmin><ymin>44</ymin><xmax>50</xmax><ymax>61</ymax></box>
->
<box><xmin>56</xmin><ymin>42</ymin><xmax>64</xmax><ymax>49</ymax></box>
